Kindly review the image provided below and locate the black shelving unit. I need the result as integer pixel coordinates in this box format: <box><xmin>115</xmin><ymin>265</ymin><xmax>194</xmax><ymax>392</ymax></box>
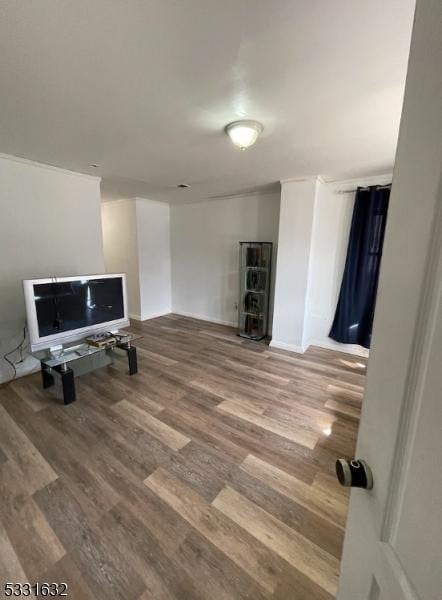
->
<box><xmin>238</xmin><ymin>242</ymin><xmax>272</xmax><ymax>340</ymax></box>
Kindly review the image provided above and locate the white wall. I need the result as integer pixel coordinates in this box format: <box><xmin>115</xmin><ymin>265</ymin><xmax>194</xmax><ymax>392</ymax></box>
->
<box><xmin>170</xmin><ymin>192</ymin><xmax>280</xmax><ymax>327</ymax></box>
<box><xmin>101</xmin><ymin>197</ymin><xmax>172</xmax><ymax>321</ymax></box>
<box><xmin>0</xmin><ymin>154</ymin><xmax>103</xmax><ymax>383</ymax></box>
<box><xmin>271</xmin><ymin>179</ymin><xmax>318</xmax><ymax>352</ymax></box>
<box><xmin>304</xmin><ymin>174</ymin><xmax>392</xmax><ymax>356</ymax></box>
<box><xmin>135</xmin><ymin>198</ymin><xmax>172</xmax><ymax>320</ymax></box>
<box><xmin>101</xmin><ymin>199</ymin><xmax>141</xmax><ymax>318</ymax></box>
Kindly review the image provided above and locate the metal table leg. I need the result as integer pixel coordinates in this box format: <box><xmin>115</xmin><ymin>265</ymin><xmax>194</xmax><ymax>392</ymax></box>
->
<box><xmin>41</xmin><ymin>363</ymin><xmax>54</xmax><ymax>389</ymax></box>
<box><xmin>116</xmin><ymin>341</ymin><xmax>138</xmax><ymax>375</ymax></box>
<box><xmin>53</xmin><ymin>363</ymin><xmax>76</xmax><ymax>404</ymax></box>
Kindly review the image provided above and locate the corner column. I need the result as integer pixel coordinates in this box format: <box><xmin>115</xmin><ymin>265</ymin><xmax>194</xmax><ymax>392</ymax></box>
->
<box><xmin>271</xmin><ymin>178</ymin><xmax>319</xmax><ymax>353</ymax></box>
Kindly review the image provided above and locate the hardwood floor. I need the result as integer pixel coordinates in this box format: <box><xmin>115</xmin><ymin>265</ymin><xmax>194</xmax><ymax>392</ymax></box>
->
<box><xmin>0</xmin><ymin>315</ymin><xmax>366</xmax><ymax>599</ymax></box>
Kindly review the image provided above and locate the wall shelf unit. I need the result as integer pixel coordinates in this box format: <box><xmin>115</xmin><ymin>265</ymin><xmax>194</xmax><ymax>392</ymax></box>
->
<box><xmin>238</xmin><ymin>241</ymin><xmax>272</xmax><ymax>341</ymax></box>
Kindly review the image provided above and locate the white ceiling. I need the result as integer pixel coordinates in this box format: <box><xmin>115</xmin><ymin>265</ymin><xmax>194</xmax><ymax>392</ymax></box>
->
<box><xmin>0</xmin><ymin>0</ymin><xmax>415</xmax><ymax>203</ymax></box>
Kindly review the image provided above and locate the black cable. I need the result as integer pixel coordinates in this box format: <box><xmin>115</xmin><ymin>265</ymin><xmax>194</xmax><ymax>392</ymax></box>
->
<box><xmin>16</xmin><ymin>325</ymin><xmax>29</xmax><ymax>364</ymax></box>
<box><xmin>2</xmin><ymin>326</ymin><xmax>27</xmax><ymax>380</ymax></box>
<box><xmin>3</xmin><ymin>355</ymin><xmax>16</xmax><ymax>379</ymax></box>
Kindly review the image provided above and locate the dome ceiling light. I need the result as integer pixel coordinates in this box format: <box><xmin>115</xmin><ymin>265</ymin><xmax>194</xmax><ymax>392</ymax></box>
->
<box><xmin>225</xmin><ymin>120</ymin><xmax>264</xmax><ymax>150</ymax></box>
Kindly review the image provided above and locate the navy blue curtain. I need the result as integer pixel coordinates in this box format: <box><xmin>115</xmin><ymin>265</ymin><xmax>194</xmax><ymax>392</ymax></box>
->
<box><xmin>329</xmin><ymin>185</ymin><xmax>390</xmax><ymax>349</ymax></box>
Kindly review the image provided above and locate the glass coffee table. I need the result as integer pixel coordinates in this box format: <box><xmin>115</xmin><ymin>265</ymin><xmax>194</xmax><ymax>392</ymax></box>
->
<box><xmin>31</xmin><ymin>332</ymin><xmax>141</xmax><ymax>405</ymax></box>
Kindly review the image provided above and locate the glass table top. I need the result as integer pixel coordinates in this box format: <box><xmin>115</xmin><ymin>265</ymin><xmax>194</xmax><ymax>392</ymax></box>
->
<box><xmin>31</xmin><ymin>331</ymin><xmax>142</xmax><ymax>368</ymax></box>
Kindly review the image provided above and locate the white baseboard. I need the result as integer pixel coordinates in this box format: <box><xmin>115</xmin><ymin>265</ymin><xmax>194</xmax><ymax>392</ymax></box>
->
<box><xmin>310</xmin><ymin>339</ymin><xmax>369</xmax><ymax>357</ymax></box>
<box><xmin>172</xmin><ymin>310</ymin><xmax>237</xmax><ymax>328</ymax></box>
<box><xmin>269</xmin><ymin>339</ymin><xmax>307</xmax><ymax>354</ymax></box>
<box><xmin>129</xmin><ymin>309</ymin><xmax>172</xmax><ymax>322</ymax></box>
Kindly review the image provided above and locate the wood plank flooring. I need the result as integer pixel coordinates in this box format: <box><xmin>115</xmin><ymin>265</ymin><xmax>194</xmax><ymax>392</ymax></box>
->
<box><xmin>0</xmin><ymin>315</ymin><xmax>366</xmax><ymax>599</ymax></box>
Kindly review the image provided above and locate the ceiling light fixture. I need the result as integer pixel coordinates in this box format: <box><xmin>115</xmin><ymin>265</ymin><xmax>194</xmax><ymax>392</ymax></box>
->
<box><xmin>177</xmin><ymin>183</ymin><xmax>191</xmax><ymax>188</ymax></box>
<box><xmin>225</xmin><ymin>120</ymin><xmax>264</xmax><ymax>150</ymax></box>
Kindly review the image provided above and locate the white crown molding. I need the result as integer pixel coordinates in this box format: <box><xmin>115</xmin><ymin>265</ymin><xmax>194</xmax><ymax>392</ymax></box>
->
<box><xmin>134</xmin><ymin>196</ymin><xmax>171</xmax><ymax>206</ymax></box>
<box><xmin>103</xmin><ymin>198</ymin><xmax>135</xmax><ymax>206</ymax></box>
<box><xmin>279</xmin><ymin>175</ymin><xmax>322</xmax><ymax>185</ymax></box>
<box><xmin>0</xmin><ymin>152</ymin><xmax>101</xmax><ymax>182</ymax></box>
<box><xmin>321</xmin><ymin>172</ymin><xmax>392</xmax><ymax>186</ymax></box>
<box><xmin>209</xmin><ymin>188</ymin><xmax>280</xmax><ymax>201</ymax></box>
<box><xmin>280</xmin><ymin>172</ymin><xmax>393</xmax><ymax>186</ymax></box>
<box><xmin>172</xmin><ymin>189</ymin><xmax>281</xmax><ymax>207</ymax></box>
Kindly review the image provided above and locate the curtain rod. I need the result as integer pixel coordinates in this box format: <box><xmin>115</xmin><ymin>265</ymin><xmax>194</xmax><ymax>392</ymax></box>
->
<box><xmin>336</xmin><ymin>184</ymin><xmax>391</xmax><ymax>195</ymax></box>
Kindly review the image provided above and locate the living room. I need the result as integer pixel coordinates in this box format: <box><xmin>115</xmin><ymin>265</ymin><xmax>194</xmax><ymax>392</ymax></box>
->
<box><xmin>0</xmin><ymin>1</ymin><xmax>441</xmax><ymax>599</ymax></box>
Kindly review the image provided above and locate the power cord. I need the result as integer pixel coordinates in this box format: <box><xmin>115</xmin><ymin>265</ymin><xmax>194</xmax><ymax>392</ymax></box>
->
<box><xmin>2</xmin><ymin>326</ymin><xmax>27</xmax><ymax>380</ymax></box>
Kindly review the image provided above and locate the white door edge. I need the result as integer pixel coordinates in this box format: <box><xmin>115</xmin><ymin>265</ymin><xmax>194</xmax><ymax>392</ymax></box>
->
<box><xmin>373</xmin><ymin>542</ymin><xmax>421</xmax><ymax>600</ymax></box>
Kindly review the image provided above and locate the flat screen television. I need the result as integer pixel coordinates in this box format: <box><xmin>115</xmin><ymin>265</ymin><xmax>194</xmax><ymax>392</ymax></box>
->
<box><xmin>23</xmin><ymin>273</ymin><xmax>129</xmax><ymax>351</ymax></box>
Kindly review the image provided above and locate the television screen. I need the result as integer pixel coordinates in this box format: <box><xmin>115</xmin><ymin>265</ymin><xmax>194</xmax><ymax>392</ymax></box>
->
<box><xmin>33</xmin><ymin>277</ymin><xmax>125</xmax><ymax>338</ymax></box>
